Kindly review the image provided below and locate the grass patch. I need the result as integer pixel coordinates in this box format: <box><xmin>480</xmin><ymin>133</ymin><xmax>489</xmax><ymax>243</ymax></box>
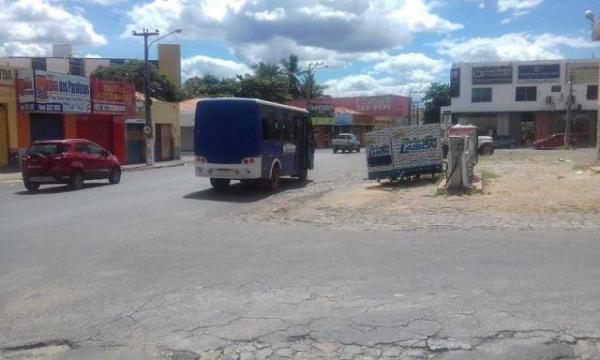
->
<box><xmin>481</xmin><ymin>169</ymin><xmax>499</xmax><ymax>188</ymax></box>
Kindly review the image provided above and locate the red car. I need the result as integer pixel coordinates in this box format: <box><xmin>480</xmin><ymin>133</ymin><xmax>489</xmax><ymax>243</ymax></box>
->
<box><xmin>21</xmin><ymin>139</ymin><xmax>121</xmax><ymax>191</ymax></box>
<box><xmin>533</xmin><ymin>133</ymin><xmax>581</xmax><ymax>149</ymax></box>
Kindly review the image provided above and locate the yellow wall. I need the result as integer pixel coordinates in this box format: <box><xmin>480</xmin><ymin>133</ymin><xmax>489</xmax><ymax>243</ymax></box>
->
<box><xmin>0</xmin><ymin>83</ymin><xmax>17</xmax><ymax>167</ymax></box>
<box><xmin>152</xmin><ymin>101</ymin><xmax>181</xmax><ymax>158</ymax></box>
<box><xmin>158</xmin><ymin>44</ymin><xmax>181</xmax><ymax>89</ymax></box>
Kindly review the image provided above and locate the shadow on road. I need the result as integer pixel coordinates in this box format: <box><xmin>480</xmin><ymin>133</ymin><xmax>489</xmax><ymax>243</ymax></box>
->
<box><xmin>14</xmin><ymin>182</ymin><xmax>110</xmax><ymax>195</ymax></box>
<box><xmin>183</xmin><ymin>179</ymin><xmax>312</xmax><ymax>203</ymax></box>
<box><xmin>366</xmin><ymin>176</ymin><xmax>441</xmax><ymax>192</ymax></box>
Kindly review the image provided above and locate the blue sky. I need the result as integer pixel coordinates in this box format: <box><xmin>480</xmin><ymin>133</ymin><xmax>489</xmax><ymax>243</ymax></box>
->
<box><xmin>1</xmin><ymin>0</ymin><xmax>600</xmax><ymax>96</ymax></box>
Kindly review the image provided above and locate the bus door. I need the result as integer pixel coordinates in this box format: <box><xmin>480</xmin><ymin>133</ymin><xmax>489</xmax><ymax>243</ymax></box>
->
<box><xmin>295</xmin><ymin>116</ymin><xmax>307</xmax><ymax>172</ymax></box>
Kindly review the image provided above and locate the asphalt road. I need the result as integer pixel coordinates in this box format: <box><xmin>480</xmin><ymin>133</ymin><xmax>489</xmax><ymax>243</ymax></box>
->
<box><xmin>1</xmin><ymin>150</ymin><xmax>599</xmax><ymax>359</ymax></box>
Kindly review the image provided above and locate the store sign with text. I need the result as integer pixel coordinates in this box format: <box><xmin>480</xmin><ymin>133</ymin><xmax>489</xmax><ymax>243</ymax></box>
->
<box><xmin>518</xmin><ymin>64</ymin><xmax>560</xmax><ymax>82</ymax></box>
<box><xmin>17</xmin><ymin>69</ymin><xmax>91</xmax><ymax>113</ymax></box>
<box><xmin>91</xmin><ymin>79</ymin><xmax>135</xmax><ymax>115</ymax></box>
<box><xmin>472</xmin><ymin>66</ymin><xmax>513</xmax><ymax>84</ymax></box>
<box><xmin>568</xmin><ymin>63</ymin><xmax>599</xmax><ymax>84</ymax></box>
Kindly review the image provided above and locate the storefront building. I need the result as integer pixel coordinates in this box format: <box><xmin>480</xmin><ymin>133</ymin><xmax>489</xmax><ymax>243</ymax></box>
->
<box><xmin>308</xmin><ymin>103</ymin><xmax>335</xmax><ymax>148</ymax></box>
<box><xmin>16</xmin><ymin>70</ymin><xmax>136</xmax><ymax>164</ymax></box>
<box><xmin>446</xmin><ymin>60</ymin><xmax>598</xmax><ymax>146</ymax></box>
<box><xmin>133</xmin><ymin>92</ymin><xmax>181</xmax><ymax>163</ymax></box>
<box><xmin>334</xmin><ymin>107</ymin><xmax>376</xmax><ymax>145</ymax></box>
<box><xmin>0</xmin><ymin>66</ymin><xmax>17</xmax><ymax>168</ymax></box>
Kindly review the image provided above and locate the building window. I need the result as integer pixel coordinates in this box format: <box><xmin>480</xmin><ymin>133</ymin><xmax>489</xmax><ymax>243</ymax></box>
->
<box><xmin>586</xmin><ymin>85</ymin><xmax>598</xmax><ymax>100</ymax></box>
<box><xmin>516</xmin><ymin>86</ymin><xmax>537</xmax><ymax>102</ymax></box>
<box><xmin>551</xmin><ymin>85</ymin><xmax>561</xmax><ymax>93</ymax></box>
<box><xmin>31</xmin><ymin>58</ymin><xmax>47</xmax><ymax>71</ymax></box>
<box><xmin>472</xmin><ymin>88</ymin><xmax>492</xmax><ymax>103</ymax></box>
<box><xmin>69</xmin><ymin>58</ymin><xmax>84</xmax><ymax>76</ymax></box>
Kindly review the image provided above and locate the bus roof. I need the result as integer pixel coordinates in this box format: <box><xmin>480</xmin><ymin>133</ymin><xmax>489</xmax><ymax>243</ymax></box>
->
<box><xmin>197</xmin><ymin>98</ymin><xmax>309</xmax><ymax>114</ymax></box>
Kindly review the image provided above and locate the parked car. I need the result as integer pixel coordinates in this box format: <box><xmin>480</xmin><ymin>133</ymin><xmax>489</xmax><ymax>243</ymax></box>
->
<box><xmin>494</xmin><ymin>135</ymin><xmax>518</xmax><ymax>149</ymax></box>
<box><xmin>332</xmin><ymin>133</ymin><xmax>360</xmax><ymax>153</ymax></box>
<box><xmin>21</xmin><ymin>139</ymin><xmax>121</xmax><ymax>191</ymax></box>
<box><xmin>533</xmin><ymin>133</ymin><xmax>583</xmax><ymax>149</ymax></box>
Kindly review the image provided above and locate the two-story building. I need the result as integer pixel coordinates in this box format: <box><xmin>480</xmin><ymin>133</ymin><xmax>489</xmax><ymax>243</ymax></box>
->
<box><xmin>445</xmin><ymin>59</ymin><xmax>598</xmax><ymax>146</ymax></box>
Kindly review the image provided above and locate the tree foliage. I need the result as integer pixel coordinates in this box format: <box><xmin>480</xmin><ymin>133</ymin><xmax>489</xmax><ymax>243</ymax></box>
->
<box><xmin>422</xmin><ymin>83</ymin><xmax>450</xmax><ymax>124</ymax></box>
<box><xmin>92</xmin><ymin>60</ymin><xmax>183</xmax><ymax>102</ymax></box>
<box><xmin>180</xmin><ymin>54</ymin><xmax>327</xmax><ymax>103</ymax></box>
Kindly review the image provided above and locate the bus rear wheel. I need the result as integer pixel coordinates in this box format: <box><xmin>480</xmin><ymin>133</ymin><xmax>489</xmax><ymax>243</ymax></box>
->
<box><xmin>268</xmin><ymin>165</ymin><xmax>280</xmax><ymax>191</ymax></box>
<box><xmin>210</xmin><ymin>178</ymin><xmax>230</xmax><ymax>191</ymax></box>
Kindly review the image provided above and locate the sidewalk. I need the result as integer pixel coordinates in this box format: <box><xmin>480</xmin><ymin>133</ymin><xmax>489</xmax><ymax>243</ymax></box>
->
<box><xmin>0</xmin><ymin>156</ymin><xmax>194</xmax><ymax>183</ymax></box>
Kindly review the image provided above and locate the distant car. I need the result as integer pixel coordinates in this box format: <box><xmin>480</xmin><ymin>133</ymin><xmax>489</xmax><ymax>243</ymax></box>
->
<box><xmin>332</xmin><ymin>133</ymin><xmax>360</xmax><ymax>153</ymax></box>
<box><xmin>533</xmin><ymin>133</ymin><xmax>582</xmax><ymax>149</ymax></box>
<box><xmin>494</xmin><ymin>135</ymin><xmax>518</xmax><ymax>149</ymax></box>
<box><xmin>21</xmin><ymin>139</ymin><xmax>121</xmax><ymax>191</ymax></box>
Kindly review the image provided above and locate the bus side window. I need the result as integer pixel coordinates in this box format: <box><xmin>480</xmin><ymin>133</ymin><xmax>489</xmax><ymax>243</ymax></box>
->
<box><xmin>261</xmin><ymin>107</ymin><xmax>279</xmax><ymax>141</ymax></box>
<box><xmin>286</xmin><ymin>114</ymin><xmax>297</xmax><ymax>141</ymax></box>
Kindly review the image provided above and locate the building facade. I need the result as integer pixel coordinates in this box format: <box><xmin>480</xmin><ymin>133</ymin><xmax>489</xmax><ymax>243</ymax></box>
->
<box><xmin>0</xmin><ymin>43</ymin><xmax>180</xmax><ymax>84</ymax></box>
<box><xmin>447</xmin><ymin>59</ymin><xmax>598</xmax><ymax>146</ymax></box>
<box><xmin>0</xmin><ymin>66</ymin><xmax>17</xmax><ymax>167</ymax></box>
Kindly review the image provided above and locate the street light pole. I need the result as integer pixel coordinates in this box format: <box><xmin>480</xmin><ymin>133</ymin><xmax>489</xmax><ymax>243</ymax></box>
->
<box><xmin>132</xmin><ymin>28</ymin><xmax>182</xmax><ymax>166</ymax></box>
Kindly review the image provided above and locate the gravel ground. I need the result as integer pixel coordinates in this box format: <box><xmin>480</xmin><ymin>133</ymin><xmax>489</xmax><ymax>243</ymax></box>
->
<box><xmin>238</xmin><ymin>148</ymin><xmax>600</xmax><ymax>231</ymax></box>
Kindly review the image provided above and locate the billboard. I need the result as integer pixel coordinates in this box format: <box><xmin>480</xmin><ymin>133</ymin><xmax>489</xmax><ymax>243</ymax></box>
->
<box><xmin>472</xmin><ymin>66</ymin><xmax>513</xmax><ymax>85</ymax></box>
<box><xmin>91</xmin><ymin>79</ymin><xmax>135</xmax><ymax>115</ymax></box>
<box><xmin>365</xmin><ymin>124</ymin><xmax>442</xmax><ymax>180</ymax></box>
<box><xmin>309</xmin><ymin>103</ymin><xmax>335</xmax><ymax>126</ymax></box>
<box><xmin>18</xmin><ymin>70</ymin><xmax>91</xmax><ymax>113</ymax></box>
<box><xmin>450</xmin><ymin>68</ymin><xmax>460</xmax><ymax>97</ymax></box>
<box><xmin>568</xmin><ymin>63</ymin><xmax>599</xmax><ymax>84</ymax></box>
<box><xmin>518</xmin><ymin>64</ymin><xmax>560</xmax><ymax>82</ymax></box>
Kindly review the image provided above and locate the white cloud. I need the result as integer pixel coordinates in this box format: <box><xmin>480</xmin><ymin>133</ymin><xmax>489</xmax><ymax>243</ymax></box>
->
<box><xmin>497</xmin><ymin>0</ymin><xmax>543</xmax><ymax>13</ymax></box>
<box><xmin>324</xmin><ymin>74</ymin><xmax>429</xmax><ymax>97</ymax></box>
<box><xmin>124</xmin><ymin>0</ymin><xmax>460</xmax><ymax>58</ymax></box>
<box><xmin>373</xmin><ymin>52</ymin><xmax>448</xmax><ymax>76</ymax></box>
<box><xmin>84</xmin><ymin>53</ymin><xmax>102</xmax><ymax>58</ymax></box>
<box><xmin>435</xmin><ymin>33</ymin><xmax>596</xmax><ymax>62</ymax></box>
<box><xmin>0</xmin><ymin>0</ymin><xmax>105</xmax><ymax>57</ymax></box>
<box><xmin>479</xmin><ymin>3</ymin><xmax>485</xmax><ymax>9</ymax></box>
<box><xmin>181</xmin><ymin>55</ymin><xmax>251</xmax><ymax>79</ymax></box>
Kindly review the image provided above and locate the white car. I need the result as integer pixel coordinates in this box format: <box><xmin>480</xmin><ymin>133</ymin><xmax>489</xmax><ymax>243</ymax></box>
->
<box><xmin>332</xmin><ymin>133</ymin><xmax>361</xmax><ymax>153</ymax></box>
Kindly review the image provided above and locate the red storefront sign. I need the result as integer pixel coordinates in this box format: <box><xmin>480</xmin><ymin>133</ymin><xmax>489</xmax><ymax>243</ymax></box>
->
<box><xmin>291</xmin><ymin>95</ymin><xmax>410</xmax><ymax>117</ymax></box>
<box><xmin>91</xmin><ymin>79</ymin><xmax>135</xmax><ymax>116</ymax></box>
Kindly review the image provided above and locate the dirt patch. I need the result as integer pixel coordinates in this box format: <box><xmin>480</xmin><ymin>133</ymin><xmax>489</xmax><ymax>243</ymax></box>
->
<box><xmin>239</xmin><ymin>149</ymin><xmax>600</xmax><ymax>231</ymax></box>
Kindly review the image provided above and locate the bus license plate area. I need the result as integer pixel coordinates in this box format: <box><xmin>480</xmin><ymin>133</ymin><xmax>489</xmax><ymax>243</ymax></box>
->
<box><xmin>211</xmin><ymin>168</ymin><xmax>239</xmax><ymax>177</ymax></box>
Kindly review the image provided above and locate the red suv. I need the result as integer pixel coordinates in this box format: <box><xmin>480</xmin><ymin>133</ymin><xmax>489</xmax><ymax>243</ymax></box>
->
<box><xmin>21</xmin><ymin>139</ymin><xmax>121</xmax><ymax>191</ymax></box>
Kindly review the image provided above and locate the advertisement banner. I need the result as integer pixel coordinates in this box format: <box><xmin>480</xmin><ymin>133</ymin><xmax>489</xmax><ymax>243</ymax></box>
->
<box><xmin>518</xmin><ymin>64</ymin><xmax>560</xmax><ymax>82</ymax></box>
<box><xmin>472</xmin><ymin>66</ymin><xmax>513</xmax><ymax>84</ymax></box>
<box><xmin>311</xmin><ymin>117</ymin><xmax>335</xmax><ymax>126</ymax></box>
<box><xmin>91</xmin><ymin>79</ymin><xmax>135</xmax><ymax>115</ymax></box>
<box><xmin>334</xmin><ymin>113</ymin><xmax>352</xmax><ymax>126</ymax></box>
<box><xmin>366</xmin><ymin>124</ymin><xmax>442</xmax><ymax>180</ymax></box>
<box><xmin>18</xmin><ymin>70</ymin><xmax>91</xmax><ymax>113</ymax></box>
<box><xmin>308</xmin><ymin>103</ymin><xmax>335</xmax><ymax>117</ymax></box>
<box><xmin>450</xmin><ymin>68</ymin><xmax>460</xmax><ymax>97</ymax></box>
<box><xmin>568</xmin><ymin>63</ymin><xmax>599</xmax><ymax>84</ymax></box>
<box><xmin>17</xmin><ymin>69</ymin><xmax>36</xmax><ymax>111</ymax></box>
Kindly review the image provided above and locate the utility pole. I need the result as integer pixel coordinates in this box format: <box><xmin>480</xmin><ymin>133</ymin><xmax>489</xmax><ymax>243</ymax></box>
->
<box><xmin>564</xmin><ymin>73</ymin><xmax>573</xmax><ymax>149</ymax></box>
<box><xmin>585</xmin><ymin>9</ymin><xmax>600</xmax><ymax>159</ymax></box>
<box><xmin>133</xmin><ymin>28</ymin><xmax>159</xmax><ymax>166</ymax></box>
<box><xmin>132</xmin><ymin>28</ymin><xmax>181</xmax><ymax>166</ymax></box>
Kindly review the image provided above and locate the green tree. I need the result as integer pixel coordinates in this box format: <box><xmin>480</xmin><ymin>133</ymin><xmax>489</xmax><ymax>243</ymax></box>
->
<box><xmin>299</xmin><ymin>72</ymin><xmax>327</xmax><ymax>100</ymax></box>
<box><xmin>236</xmin><ymin>62</ymin><xmax>289</xmax><ymax>103</ymax></box>
<box><xmin>183</xmin><ymin>75</ymin><xmax>239</xmax><ymax>98</ymax></box>
<box><xmin>92</xmin><ymin>60</ymin><xmax>183</xmax><ymax>102</ymax></box>
<box><xmin>422</xmin><ymin>83</ymin><xmax>450</xmax><ymax>124</ymax></box>
<box><xmin>280</xmin><ymin>54</ymin><xmax>302</xmax><ymax>99</ymax></box>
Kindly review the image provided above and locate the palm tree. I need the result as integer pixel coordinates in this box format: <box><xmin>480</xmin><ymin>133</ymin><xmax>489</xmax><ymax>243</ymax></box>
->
<box><xmin>300</xmin><ymin>72</ymin><xmax>327</xmax><ymax>100</ymax></box>
<box><xmin>281</xmin><ymin>54</ymin><xmax>302</xmax><ymax>99</ymax></box>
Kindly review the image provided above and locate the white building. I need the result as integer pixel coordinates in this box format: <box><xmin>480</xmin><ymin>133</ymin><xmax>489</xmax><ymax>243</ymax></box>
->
<box><xmin>445</xmin><ymin>59</ymin><xmax>598</xmax><ymax>146</ymax></box>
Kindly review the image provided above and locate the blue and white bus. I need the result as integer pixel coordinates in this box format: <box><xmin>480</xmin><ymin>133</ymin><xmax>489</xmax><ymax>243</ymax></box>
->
<box><xmin>194</xmin><ymin>98</ymin><xmax>315</xmax><ymax>191</ymax></box>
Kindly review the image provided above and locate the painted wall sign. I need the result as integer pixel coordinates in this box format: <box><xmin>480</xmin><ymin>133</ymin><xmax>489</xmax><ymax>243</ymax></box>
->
<box><xmin>472</xmin><ymin>66</ymin><xmax>513</xmax><ymax>84</ymax></box>
<box><xmin>450</xmin><ymin>68</ymin><xmax>460</xmax><ymax>97</ymax></box>
<box><xmin>518</xmin><ymin>64</ymin><xmax>560</xmax><ymax>82</ymax></box>
<box><xmin>91</xmin><ymin>79</ymin><xmax>135</xmax><ymax>115</ymax></box>
<box><xmin>18</xmin><ymin>69</ymin><xmax>91</xmax><ymax>113</ymax></box>
<box><xmin>568</xmin><ymin>63</ymin><xmax>599</xmax><ymax>84</ymax></box>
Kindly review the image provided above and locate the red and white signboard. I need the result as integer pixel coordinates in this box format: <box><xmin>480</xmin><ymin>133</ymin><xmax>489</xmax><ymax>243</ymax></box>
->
<box><xmin>91</xmin><ymin>79</ymin><xmax>135</xmax><ymax>116</ymax></box>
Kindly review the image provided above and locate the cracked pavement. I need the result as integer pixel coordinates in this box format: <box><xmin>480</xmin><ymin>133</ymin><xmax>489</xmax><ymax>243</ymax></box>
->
<box><xmin>1</xmin><ymin>150</ymin><xmax>600</xmax><ymax>359</ymax></box>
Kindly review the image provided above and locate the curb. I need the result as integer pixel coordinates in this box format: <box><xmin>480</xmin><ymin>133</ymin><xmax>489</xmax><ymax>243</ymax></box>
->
<box><xmin>121</xmin><ymin>161</ymin><xmax>192</xmax><ymax>172</ymax></box>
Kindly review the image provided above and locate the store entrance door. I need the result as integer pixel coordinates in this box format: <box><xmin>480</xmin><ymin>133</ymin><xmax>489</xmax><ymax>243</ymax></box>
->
<box><xmin>126</xmin><ymin>123</ymin><xmax>145</xmax><ymax>164</ymax></box>
<box><xmin>155</xmin><ymin>124</ymin><xmax>173</xmax><ymax>161</ymax></box>
<box><xmin>30</xmin><ymin>114</ymin><xmax>64</xmax><ymax>142</ymax></box>
<box><xmin>0</xmin><ymin>105</ymin><xmax>8</xmax><ymax>167</ymax></box>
